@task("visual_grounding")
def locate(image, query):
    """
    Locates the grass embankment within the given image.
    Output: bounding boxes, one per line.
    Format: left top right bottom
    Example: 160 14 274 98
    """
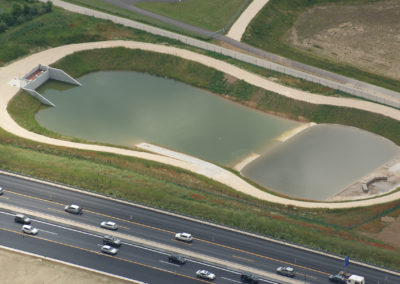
10 48 399 146
242 0 400 93
136 0 248 31
0 4 177 66
63 0 211 40
1 125 400 269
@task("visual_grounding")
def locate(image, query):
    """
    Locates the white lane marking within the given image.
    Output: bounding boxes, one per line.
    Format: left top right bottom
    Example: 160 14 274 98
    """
221 277 241 283
159 260 180 267
0 210 257 279
38 229 58 235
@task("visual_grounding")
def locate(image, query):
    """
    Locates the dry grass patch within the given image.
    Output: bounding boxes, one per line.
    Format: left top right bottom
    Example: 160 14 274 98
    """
286 0 400 80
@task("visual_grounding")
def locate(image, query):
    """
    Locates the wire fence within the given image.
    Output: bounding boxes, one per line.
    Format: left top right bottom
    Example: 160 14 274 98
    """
54 0 400 109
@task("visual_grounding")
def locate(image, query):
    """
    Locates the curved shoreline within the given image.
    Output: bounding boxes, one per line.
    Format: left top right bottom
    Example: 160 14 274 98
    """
1 40 400 209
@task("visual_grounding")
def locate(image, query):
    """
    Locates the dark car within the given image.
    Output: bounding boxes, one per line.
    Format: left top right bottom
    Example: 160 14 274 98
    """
64 204 82 214
276 266 295 278
103 235 121 247
15 213 31 224
328 274 347 284
168 254 186 265
240 273 259 283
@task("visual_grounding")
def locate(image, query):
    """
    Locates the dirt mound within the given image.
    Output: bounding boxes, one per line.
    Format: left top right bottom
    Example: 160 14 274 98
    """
286 1 400 80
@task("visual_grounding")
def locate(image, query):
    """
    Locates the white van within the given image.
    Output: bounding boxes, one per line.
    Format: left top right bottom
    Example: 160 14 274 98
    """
347 275 365 284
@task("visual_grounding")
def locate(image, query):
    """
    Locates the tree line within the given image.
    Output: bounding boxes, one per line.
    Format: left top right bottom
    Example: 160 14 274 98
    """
0 0 53 33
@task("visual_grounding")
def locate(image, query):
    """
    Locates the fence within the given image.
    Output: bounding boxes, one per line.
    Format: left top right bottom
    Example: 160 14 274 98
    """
53 0 400 109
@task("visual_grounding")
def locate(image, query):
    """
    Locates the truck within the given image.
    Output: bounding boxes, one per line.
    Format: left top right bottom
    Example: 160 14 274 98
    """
347 275 365 284
329 271 365 284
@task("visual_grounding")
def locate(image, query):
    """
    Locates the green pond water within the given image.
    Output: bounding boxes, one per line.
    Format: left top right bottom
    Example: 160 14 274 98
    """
242 124 400 200
36 71 300 166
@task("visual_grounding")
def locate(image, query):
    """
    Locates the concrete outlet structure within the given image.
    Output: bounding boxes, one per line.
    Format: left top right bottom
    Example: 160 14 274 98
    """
21 64 81 107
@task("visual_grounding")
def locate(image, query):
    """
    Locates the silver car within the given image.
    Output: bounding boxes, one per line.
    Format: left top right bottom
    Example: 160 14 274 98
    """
64 204 82 214
100 221 118 230
22 225 38 235
175 232 193 243
276 266 295 278
100 245 118 255
196 270 215 280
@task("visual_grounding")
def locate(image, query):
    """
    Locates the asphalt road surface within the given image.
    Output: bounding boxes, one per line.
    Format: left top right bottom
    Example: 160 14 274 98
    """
0 172 399 283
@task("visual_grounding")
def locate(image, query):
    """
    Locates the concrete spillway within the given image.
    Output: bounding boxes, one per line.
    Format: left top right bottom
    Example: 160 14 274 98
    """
21 64 81 107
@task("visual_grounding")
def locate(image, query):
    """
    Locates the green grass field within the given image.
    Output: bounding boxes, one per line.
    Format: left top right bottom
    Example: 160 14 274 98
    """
242 0 400 93
136 0 248 31
0 5 173 66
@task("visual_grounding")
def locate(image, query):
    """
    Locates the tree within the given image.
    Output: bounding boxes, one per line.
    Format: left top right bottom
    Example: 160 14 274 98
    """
0 20 7 33
12 3 23 19
44 1 53 13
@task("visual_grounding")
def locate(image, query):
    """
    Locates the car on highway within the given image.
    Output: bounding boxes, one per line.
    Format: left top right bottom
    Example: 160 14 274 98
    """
100 245 118 255
103 235 121 247
240 273 259 283
0 186 3 195
64 204 82 214
196 270 215 280
100 221 118 230
175 232 192 243
15 213 31 224
22 224 38 235
276 266 295 278
168 254 186 265
328 273 347 283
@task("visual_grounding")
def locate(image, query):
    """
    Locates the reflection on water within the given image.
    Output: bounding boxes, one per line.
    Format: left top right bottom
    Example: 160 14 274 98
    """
35 71 300 166
242 124 400 201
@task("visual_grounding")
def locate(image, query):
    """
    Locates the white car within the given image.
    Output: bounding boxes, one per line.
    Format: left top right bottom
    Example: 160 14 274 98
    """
196 270 216 280
175 232 193 243
0 186 3 195
100 221 118 230
22 225 38 235
100 245 118 255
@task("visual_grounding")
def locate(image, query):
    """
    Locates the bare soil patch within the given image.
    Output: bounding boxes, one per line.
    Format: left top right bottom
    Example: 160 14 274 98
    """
286 1 400 80
0 248 131 284
361 215 400 249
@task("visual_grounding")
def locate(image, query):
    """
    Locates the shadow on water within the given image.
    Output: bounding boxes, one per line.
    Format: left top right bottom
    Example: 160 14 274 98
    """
36 79 77 93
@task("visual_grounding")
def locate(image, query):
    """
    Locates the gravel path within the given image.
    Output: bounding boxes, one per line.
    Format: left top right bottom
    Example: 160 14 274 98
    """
1 40 400 209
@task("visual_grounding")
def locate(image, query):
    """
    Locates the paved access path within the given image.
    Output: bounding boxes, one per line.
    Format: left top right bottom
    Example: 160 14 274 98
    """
1 40 400 209
226 0 270 41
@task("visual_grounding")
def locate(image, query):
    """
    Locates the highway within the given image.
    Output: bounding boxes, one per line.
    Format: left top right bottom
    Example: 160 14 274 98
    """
0 172 399 283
